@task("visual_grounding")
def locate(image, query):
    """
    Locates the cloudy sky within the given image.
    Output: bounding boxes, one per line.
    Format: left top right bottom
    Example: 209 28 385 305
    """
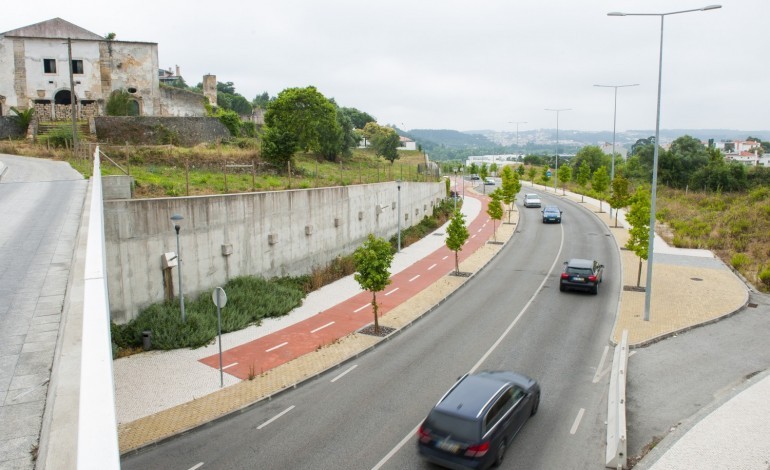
3 1 767 133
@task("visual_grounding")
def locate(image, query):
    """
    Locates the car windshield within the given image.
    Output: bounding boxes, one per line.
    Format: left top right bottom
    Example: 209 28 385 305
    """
527 194 538 199
426 411 480 441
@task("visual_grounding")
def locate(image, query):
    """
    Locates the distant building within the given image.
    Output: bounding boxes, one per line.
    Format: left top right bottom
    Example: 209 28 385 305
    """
398 136 417 151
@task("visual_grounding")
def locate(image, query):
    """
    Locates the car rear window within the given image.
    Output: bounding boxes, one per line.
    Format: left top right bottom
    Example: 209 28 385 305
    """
567 267 593 275
426 411 480 441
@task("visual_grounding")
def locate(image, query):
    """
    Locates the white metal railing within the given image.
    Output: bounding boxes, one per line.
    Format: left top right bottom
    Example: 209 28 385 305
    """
606 329 629 469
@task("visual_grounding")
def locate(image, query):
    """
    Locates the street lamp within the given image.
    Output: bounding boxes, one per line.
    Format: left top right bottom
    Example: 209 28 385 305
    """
508 121 528 154
609 4 721 321
545 108 571 193
396 180 401 253
453 168 458 212
593 83 639 219
170 214 186 322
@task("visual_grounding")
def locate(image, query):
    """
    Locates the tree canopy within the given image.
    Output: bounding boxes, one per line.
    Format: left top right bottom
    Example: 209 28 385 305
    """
353 234 394 334
363 122 400 163
446 210 470 274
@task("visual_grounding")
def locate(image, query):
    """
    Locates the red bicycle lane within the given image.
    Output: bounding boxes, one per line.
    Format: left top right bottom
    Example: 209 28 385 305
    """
199 189 496 380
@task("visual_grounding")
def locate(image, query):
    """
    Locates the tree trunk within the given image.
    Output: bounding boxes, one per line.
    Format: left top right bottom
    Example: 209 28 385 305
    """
455 251 460 274
637 257 643 288
372 291 379 334
614 209 619 228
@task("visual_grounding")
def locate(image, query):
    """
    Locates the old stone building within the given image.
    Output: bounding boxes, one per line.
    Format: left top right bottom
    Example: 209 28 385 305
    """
0 18 164 120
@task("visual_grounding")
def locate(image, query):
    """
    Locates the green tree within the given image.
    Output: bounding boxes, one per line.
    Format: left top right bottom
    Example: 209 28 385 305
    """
500 166 521 224
260 125 298 167
592 166 610 212
571 145 610 175
479 163 489 193
363 122 400 163
353 234 394 334
516 164 525 178
252 92 272 110
558 165 572 195
469 162 479 177
487 189 504 242
659 135 709 188
445 210 470 274
264 86 342 160
106 89 138 116
576 160 591 202
541 165 551 186
625 187 651 287
339 107 376 129
609 176 631 227
527 166 537 186
489 162 498 176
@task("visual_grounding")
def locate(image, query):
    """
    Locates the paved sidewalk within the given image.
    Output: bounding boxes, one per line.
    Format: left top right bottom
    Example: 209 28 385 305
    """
115 182 759 468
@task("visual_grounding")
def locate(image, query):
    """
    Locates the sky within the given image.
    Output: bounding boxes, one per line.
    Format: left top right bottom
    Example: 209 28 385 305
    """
3 0 767 133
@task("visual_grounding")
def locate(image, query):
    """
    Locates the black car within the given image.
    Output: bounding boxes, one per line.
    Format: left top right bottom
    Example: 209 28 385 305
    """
560 258 604 294
417 371 540 469
541 206 562 223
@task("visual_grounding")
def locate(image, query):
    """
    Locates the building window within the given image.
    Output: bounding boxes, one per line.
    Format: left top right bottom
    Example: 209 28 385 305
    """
44 59 57 74
71 60 84 74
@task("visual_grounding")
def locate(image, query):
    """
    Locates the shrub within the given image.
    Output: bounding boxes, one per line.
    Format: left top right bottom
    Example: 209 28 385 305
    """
731 253 750 270
758 265 770 288
46 125 82 148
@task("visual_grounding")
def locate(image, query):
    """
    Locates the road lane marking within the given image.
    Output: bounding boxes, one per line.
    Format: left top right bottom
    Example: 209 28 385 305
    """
377 225 567 468
409 275 420 282
442 255 449 260
592 346 610 383
471 234 477 239
222 362 238 370
384 287 399 296
311 321 335 334
570 408 585 435
477 228 483 233
354 303 369 313
427 263 437 270
265 342 288 353
330 364 358 383
257 405 295 430
188 463 204 470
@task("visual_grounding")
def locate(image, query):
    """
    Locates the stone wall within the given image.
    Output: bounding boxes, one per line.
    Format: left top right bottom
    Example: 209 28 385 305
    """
104 181 445 323
0 116 24 139
158 86 207 117
94 116 230 146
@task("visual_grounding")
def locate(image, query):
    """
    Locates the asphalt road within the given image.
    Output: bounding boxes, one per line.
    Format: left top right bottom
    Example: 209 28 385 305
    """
0 154 86 469
122 188 621 470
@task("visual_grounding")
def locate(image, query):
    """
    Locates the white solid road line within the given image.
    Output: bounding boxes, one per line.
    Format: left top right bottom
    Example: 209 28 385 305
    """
570 408 586 435
592 346 610 383
187 463 204 470
265 342 288 353
257 405 295 430
330 364 358 383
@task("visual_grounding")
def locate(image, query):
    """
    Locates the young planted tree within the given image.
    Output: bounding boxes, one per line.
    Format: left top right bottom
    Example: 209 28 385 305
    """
516 164 525 178
479 163 489 193
469 162 479 178
489 162 498 176
446 210 470 275
541 165 551 187
527 166 537 186
353 234 394 334
592 166 610 212
558 165 572 196
576 161 591 203
609 176 632 227
500 165 521 224
625 187 651 288
487 189 504 242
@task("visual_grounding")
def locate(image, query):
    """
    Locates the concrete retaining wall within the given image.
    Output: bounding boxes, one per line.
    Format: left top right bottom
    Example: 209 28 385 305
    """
94 116 230 146
0 116 24 139
105 182 445 323
158 86 207 117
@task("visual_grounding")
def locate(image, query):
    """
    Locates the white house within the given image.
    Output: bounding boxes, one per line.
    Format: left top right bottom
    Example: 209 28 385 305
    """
0 18 164 120
398 135 417 151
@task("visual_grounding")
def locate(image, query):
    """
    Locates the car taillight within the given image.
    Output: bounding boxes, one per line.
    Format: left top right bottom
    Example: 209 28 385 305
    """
588 275 597 282
465 441 489 457
561 273 569 279
417 425 431 443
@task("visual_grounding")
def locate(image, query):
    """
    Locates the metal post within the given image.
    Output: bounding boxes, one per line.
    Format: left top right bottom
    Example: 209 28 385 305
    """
397 181 401 252
171 215 185 322
216 288 223 388
546 109 570 193
66 38 79 153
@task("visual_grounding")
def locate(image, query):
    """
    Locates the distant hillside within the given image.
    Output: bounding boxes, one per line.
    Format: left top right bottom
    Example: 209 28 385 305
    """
405 129 495 148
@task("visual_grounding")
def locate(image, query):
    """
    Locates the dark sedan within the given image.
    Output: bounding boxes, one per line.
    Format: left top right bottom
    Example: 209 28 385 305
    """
541 206 562 223
560 258 604 294
418 371 540 469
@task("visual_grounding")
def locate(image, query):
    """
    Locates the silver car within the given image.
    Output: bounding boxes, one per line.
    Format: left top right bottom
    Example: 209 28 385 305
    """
523 193 541 208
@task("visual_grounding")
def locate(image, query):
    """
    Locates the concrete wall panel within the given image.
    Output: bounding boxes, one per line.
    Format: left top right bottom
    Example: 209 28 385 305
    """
105 182 445 323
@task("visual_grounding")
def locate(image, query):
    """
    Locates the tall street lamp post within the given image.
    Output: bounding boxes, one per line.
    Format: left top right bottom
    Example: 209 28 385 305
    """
593 83 639 219
545 109 571 193
396 180 401 252
609 4 722 321
171 214 186 322
508 121 528 154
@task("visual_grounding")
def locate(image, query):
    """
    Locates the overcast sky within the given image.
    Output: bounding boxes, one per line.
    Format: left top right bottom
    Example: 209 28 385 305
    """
3 1 767 133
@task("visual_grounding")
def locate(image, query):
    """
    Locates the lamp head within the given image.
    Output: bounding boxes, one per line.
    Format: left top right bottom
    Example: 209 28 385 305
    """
170 214 184 232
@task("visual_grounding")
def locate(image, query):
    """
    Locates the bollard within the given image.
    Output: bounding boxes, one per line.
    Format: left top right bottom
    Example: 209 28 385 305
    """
142 330 152 351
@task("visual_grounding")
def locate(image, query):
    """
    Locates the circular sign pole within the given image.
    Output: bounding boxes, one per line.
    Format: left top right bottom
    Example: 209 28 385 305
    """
212 287 228 387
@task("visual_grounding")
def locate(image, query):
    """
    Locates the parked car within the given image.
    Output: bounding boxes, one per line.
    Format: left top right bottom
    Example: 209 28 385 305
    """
470 174 481 180
523 193 541 208
560 258 604 294
541 205 562 223
417 371 540 469
484 177 495 185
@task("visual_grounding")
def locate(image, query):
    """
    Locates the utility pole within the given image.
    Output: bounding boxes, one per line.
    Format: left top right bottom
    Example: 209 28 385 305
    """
67 38 79 153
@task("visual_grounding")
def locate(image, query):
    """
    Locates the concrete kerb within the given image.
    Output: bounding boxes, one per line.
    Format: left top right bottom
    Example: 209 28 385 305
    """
119 191 516 455
0 160 7 181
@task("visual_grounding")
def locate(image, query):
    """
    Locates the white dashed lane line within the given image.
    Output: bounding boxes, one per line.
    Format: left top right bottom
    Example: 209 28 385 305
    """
265 342 288 353
384 287 399 296
442 255 449 260
354 303 369 313
257 405 295 430
222 362 238 370
570 408 585 435
310 321 335 334
427 263 437 270
409 275 420 282
330 364 357 383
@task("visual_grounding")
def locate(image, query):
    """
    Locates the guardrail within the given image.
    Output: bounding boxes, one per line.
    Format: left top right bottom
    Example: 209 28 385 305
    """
606 329 629 469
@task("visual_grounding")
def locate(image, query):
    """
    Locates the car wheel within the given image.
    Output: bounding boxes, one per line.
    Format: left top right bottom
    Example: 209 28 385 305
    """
494 439 507 467
559 284 566 292
531 392 540 416
592 285 599 295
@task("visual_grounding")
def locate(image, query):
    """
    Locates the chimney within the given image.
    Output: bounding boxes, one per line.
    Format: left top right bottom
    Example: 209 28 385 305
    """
175 65 180 77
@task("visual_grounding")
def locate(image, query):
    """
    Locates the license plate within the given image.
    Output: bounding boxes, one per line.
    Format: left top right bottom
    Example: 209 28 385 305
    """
573 276 584 281
437 440 460 453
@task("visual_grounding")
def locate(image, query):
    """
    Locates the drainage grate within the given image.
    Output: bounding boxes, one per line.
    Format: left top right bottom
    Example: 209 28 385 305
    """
690 277 703 282
433 232 444 236
748 303 758 308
